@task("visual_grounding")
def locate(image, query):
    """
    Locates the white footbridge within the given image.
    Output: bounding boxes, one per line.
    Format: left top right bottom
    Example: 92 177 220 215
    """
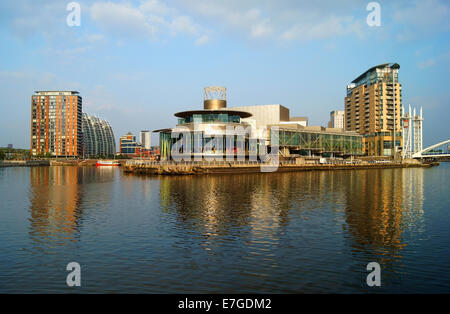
412 139 450 159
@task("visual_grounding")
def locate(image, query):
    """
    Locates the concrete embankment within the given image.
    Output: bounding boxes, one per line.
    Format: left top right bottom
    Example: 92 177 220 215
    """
51 159 127 166
0 160 50 167
123 161 433 176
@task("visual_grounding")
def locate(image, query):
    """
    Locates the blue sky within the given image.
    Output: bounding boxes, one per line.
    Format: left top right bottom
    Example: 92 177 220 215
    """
0 0 449 149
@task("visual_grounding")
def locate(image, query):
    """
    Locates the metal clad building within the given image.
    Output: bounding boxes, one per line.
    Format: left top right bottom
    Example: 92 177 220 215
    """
231 104 290 129
82 113 116 158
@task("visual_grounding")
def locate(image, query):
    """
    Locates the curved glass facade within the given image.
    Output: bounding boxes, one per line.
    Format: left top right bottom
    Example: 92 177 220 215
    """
82 113 116 157
178 113 241 125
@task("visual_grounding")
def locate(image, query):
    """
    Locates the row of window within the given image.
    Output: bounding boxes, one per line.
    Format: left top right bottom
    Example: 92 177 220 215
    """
178 113 241 125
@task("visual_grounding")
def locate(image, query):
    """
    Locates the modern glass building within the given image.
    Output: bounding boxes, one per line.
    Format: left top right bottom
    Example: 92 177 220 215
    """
31 91 83 157
155 87 254 161
120 132 139 155
154 87 363 161
82 113 116 158
273 127 363 156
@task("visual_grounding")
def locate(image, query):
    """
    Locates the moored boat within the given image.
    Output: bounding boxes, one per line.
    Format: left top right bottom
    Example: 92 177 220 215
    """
96 160 120 167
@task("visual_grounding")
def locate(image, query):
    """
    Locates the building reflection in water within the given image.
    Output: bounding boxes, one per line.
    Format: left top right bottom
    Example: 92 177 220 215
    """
159 172 353 256
343 167 425 264
29 166 81 247
28 166 115 250
344 169 404 250
160 174 290 257
159 168 424 264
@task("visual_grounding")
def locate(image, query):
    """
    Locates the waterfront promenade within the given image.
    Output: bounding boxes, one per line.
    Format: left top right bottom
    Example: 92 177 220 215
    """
123 159 433 175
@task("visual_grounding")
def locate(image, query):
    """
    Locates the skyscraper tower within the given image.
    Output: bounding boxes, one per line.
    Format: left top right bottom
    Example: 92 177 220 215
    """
345 63 402 156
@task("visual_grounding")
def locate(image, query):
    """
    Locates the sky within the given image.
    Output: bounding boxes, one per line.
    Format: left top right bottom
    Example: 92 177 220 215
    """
0 0 449 149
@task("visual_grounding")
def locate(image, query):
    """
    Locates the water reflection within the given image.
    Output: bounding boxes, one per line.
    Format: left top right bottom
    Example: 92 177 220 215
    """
28 166 116 250
3 163 437 293
344 168 424 252
344 169 405 250
159 169 424 264
29 167 81 248
159 174 297 233
401 167 425 232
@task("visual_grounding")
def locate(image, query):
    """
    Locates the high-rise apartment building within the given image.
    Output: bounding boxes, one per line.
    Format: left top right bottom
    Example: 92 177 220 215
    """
82 113 116 158
31 91 82 157
345 63 402 156
327 110 345 129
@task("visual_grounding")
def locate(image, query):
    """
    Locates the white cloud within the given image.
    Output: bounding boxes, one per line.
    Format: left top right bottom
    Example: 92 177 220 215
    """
175 0 364 41
139 0 171 15
170 16 199 35
394 0 449 27
90 2 159 39
250 20 273 38
176 2 275 40
1 0 448 46
394 0 450 41
88 0 209 44
281 16 359 41
0 0 70 39
195 35 209 45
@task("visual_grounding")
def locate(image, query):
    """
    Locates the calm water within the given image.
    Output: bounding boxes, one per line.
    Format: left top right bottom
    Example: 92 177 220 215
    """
0 164 449 293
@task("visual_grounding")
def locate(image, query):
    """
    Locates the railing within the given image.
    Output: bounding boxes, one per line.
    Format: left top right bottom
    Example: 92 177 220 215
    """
126 160 263 166
422 151 449 156
125 158 364 167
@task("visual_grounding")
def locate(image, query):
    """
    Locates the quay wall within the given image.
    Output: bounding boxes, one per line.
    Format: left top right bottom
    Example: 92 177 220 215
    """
123 161 432 176
0 160 50 167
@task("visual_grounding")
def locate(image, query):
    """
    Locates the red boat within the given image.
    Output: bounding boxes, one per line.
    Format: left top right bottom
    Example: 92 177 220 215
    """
96 160 120 167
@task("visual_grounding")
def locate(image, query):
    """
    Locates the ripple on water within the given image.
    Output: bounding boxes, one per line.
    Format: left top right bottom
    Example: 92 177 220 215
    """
0 165 449 293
